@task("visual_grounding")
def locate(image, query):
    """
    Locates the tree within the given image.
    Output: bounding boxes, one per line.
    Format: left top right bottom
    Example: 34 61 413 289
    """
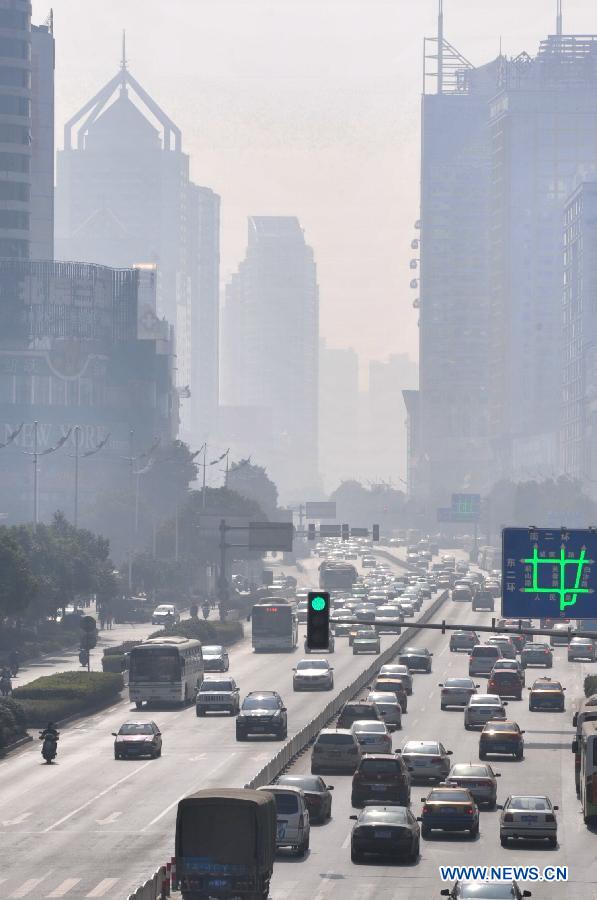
0 530 38 619
226 460 278 516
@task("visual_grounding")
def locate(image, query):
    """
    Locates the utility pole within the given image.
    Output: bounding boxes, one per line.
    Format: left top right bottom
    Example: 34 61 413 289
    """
202 443 207 508
298 504 305 530
128 428 134 591
73 426 80 528
175 499 179 562
33 420 38 529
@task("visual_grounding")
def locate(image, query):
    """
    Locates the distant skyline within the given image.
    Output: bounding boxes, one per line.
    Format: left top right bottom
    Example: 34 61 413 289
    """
43 0 596 368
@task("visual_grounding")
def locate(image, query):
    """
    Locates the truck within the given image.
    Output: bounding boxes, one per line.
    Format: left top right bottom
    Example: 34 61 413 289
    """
174 788 277 900
318 561 358 591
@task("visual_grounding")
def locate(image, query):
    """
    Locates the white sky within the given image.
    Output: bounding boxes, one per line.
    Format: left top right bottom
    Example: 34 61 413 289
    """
40 1 597 370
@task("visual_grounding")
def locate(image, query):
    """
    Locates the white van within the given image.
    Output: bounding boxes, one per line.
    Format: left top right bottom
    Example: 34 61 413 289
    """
469 644 502 676
258 785 310 857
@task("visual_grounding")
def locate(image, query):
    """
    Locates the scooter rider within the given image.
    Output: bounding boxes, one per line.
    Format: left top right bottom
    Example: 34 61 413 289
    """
40 722 59 741
39 722 60 762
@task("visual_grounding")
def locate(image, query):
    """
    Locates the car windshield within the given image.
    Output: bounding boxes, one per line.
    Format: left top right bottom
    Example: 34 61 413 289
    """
533 682 561 691
509 797 549 810
316 733 354 745
272 792 299 814
355 630 375 637
297 660 328 669
360 809 409 824
368 693 397 704
278 776 322 791
353 721 386 733
484 722 516 732
459 886 517 898
360 759 398 774
403 742 439 754
471 696 499 705
200 680 232 691
119 723 153 735
451 765 490 777
429 790 470 802
202 646 222 655
445 678 474 687
527 643 549 650
242 696 278 710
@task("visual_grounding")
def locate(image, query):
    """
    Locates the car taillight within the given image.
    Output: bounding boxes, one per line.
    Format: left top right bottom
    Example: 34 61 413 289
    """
465 807 473 815
422 805 430 814
504 813 513 822
545 814 555 822
298 814 304 829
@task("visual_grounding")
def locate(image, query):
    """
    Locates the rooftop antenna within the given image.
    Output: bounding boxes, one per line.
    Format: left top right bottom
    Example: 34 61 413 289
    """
120 30 127 93
556 0 562 36
437 0 444 94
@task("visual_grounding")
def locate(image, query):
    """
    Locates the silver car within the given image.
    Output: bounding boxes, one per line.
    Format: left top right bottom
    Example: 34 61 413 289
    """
293 658 334 691
351 720 393 754
399 739 453 781
379 664 413 695
353 629 380 655
440 677 479 709
366 691 402 730
444 762 501 808
311 728 361 773
195 676 240 716
464 694 508 729
521 642 553 668
202 645 229 672
499 795 558 847
568 636 596 661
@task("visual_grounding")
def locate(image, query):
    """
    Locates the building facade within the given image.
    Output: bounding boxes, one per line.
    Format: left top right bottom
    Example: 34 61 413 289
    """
221 216 319 499
30 20 54 260
319 340 359 492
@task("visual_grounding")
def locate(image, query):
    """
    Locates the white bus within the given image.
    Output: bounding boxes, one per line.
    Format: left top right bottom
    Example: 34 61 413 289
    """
128 636 203 709
252 603 298 652
573 720 597 824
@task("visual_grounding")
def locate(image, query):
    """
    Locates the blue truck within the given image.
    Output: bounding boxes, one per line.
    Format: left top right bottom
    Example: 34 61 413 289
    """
175 788 277 900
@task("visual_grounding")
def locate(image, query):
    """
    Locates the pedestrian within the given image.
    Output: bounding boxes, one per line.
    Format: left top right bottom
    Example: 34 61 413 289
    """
106 609 113 630
99 609 106 630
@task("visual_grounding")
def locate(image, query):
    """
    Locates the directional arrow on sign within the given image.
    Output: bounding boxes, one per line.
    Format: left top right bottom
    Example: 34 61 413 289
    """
2 812 32 826
95 811 122 825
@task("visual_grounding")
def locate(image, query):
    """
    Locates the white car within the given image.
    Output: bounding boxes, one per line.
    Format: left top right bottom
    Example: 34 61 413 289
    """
350 720 392 754
292 659 334 691
439 677 479 709
464 694 508 730
151 604 180 626
399 739 453 781
366 691 402 730
499 795 558 847
257 785 310 857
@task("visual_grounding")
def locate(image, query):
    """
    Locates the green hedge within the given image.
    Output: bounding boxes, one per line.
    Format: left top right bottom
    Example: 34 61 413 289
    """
584 675 597 697
0 698 27 750
149 619 243 646
102 654 126 673
12 671 124 727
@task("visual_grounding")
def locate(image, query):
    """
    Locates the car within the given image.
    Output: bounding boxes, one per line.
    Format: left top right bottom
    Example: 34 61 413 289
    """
353 629 381 655
311 728 361 773
487 669 523 700
333 613 354 637
491 658 525 687
472 590 495 611
397 600 415 618
550 622 571 646
451 586 473 602
374 606 403 633
444 762 501 808
366 691 402 730
528 677 565 711
398 646 433 673
371 676 408 712
293 658 334 691
464 694 508 730
201 644 229 672
196 675 240 716
337 701 383 730
568 636 596 661
399 740 452 781
112 720 162 759
362 555 377 567
441 882 532 899
496 620 532 652
276 774 333 823
468 644 502 677
379 663 413 694
350 753 411 806
304 631 335 653
350 803 419 862
257 785 310 857
479 721 525 759
450 631 479 652
487 636 516 660
499 794 558 847
151 604 179 626
439 677 479 709
351 720 393 754
349 621 374 645
521 641 553 668
235 691 287 740
418 786 479 837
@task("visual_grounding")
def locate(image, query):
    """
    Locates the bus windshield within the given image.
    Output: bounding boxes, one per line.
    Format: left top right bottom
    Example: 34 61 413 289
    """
130 647 180 682
252 606 292 635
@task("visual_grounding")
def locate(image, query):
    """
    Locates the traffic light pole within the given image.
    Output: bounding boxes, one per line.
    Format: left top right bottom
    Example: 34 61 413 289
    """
328 616 596 641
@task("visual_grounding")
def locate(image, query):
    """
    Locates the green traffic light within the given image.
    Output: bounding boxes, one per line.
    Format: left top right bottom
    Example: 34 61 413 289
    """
311 595 326 611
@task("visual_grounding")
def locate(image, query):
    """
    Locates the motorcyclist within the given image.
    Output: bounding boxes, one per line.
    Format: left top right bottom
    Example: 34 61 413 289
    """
39 722 59 762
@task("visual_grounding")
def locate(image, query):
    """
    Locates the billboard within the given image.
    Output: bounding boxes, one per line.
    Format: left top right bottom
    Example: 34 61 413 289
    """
248 522 294 552
306 501 336 520
502 527 597 619
319 524 342 538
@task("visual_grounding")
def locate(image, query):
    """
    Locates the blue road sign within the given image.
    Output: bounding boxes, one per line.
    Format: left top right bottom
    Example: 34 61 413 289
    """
502 527 597 619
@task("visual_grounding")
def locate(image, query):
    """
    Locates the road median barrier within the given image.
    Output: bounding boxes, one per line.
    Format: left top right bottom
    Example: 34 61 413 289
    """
11 671 124 728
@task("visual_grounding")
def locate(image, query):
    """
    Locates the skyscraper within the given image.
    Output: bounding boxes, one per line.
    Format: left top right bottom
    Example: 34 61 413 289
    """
221 216 319 498
30 19 54 259
319 340 359 492
55 48 220 440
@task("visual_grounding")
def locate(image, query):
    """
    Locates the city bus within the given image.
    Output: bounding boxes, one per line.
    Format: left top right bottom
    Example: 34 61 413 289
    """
572 695 597 792
577 619 597 635
573 720 597 823
319 561 358 591
251 602 298 652
128 636 203 709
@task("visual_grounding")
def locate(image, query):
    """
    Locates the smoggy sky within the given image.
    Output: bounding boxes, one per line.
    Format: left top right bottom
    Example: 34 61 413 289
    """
41 1 596 372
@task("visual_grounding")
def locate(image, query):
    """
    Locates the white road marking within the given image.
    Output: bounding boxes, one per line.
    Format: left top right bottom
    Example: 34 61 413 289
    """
341 829 352 848
188 754 207 762
10 876 49 898
84 879 119 897
46 879 81 897
95 811 122 825
2 813 32 826
142 753 237 830
313 871 340 900
43 762 152 832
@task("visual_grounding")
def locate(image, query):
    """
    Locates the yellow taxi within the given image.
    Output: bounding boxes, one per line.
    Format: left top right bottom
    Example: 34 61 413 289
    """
528 677 565 712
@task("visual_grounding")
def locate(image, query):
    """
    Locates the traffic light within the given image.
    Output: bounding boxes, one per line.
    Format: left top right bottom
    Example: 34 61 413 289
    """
307 523 316 541
372 524 380 542
342 523 350 542
80 615 97 651
307 591 331 650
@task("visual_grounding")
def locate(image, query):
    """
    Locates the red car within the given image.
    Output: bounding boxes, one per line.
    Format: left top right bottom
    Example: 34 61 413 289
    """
113 721 162 759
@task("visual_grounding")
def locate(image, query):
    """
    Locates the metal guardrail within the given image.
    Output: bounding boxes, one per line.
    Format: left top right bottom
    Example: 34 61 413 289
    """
126 864 168 900
245 588 450 789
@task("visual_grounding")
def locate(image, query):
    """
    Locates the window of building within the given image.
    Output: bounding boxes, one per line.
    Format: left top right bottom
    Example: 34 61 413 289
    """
0 66 29 87
0 123 29 145
0 152 29 173
0 10 29 29
0 37 30 60
0 94 29 116
0 180 29 201
0 236 27 256
0 208 28 229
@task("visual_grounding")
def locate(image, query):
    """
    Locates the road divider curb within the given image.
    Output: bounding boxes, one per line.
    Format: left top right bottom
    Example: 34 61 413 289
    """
126 864 168 900
244 589 450 789
0 733 33 758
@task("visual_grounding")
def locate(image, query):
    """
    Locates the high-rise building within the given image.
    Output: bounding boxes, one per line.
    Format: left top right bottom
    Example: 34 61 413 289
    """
415 8 498 505
488 34 597 480
221 216 319 498
0 0 32 259
561 182 597 490
55 49 220 441
319 340 359 492
30 19 54 259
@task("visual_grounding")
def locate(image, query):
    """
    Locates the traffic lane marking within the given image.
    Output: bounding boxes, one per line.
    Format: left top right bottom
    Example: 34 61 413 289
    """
84 879 119 897
46 878 81 897
10 875 50 897
95 811 122 825
42 762 152 832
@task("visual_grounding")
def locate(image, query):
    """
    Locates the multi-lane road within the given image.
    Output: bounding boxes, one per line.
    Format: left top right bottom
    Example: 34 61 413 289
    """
0 552 594 899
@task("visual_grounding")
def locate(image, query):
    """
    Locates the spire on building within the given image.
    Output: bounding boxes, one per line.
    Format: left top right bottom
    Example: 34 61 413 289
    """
557 0 563 37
